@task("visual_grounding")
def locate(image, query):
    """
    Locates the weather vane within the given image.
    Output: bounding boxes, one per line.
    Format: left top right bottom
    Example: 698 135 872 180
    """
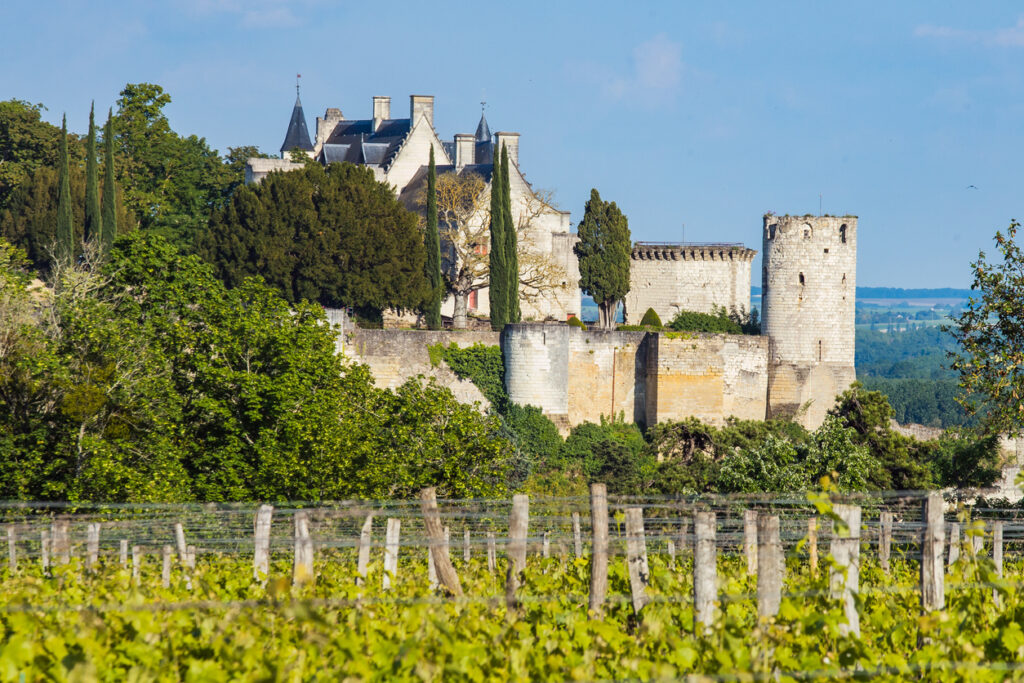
296 73 302 98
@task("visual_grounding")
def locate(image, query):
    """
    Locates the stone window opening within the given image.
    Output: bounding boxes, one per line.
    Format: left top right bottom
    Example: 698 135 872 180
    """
803 224 812 239
818 340 822 362
768 224 777 240
824 248 829 254
840 224 847 244
799 272 805 286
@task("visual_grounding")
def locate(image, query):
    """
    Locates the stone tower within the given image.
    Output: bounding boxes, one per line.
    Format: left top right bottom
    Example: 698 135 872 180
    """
761 214 857 428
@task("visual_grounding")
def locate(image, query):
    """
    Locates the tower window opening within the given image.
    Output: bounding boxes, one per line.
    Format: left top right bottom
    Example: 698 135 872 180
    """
799 272 805 286
840 224 847 243
804 229 810 239
824 248 829 254
818 340 822 361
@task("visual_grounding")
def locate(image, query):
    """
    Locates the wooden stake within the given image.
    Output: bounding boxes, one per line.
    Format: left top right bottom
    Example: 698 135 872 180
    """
879 511 893 574
119 539 128 568
186 545 196 570
505 494 529 610
679 517 689 560
464 528 471 563
253 504 273 583
542 531 550 559
624 507 650 615
993 520 1004 607
174 523 187 564
292 511 314 586
947 522 960 567
921 492 945 613
40 530 50 573
970 521 984 557
161 545 172 588
744 509 758 576
588 483 609 616
356 514 373 585
86 523 100 570
829 505 861 637
383 518 400 590
7 525 16 573
51 519 70 565
420 488 463 596
667 538 676 570
572 512 583 558
694 511 717 631
757 514 783 619
131 545 141 582
486 531 496 573
808 517 818 577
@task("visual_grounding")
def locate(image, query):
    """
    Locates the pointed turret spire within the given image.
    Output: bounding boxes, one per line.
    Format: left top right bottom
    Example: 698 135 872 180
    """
475 100 491 143
280 74 314 158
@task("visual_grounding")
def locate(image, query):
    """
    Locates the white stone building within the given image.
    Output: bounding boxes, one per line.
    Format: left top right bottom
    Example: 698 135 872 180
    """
245 92 581 323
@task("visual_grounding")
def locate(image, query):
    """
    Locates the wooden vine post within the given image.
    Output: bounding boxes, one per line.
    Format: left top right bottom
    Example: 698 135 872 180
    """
993 520 1004 607
7 526 16 573
693 511 717 631
131 545 141 582
879 511 893 575
756 513 782 619
51 519 70 565
356 514 373 585
807 517 818 577
40 530 50 573
119 539 128 568
382 518 401 590
420 488 463 596
161 545 172 588
464 528 471 563
86 523 100 570
572 512 583 558
588 483 609 616
921 492 945 613
829 505 861 637
743 509 758 576
624 507 650 615
947 522 960 567
253 504 273 583
505 494 529 610
292 511 314 586
174 523 188 564
486 531 497 573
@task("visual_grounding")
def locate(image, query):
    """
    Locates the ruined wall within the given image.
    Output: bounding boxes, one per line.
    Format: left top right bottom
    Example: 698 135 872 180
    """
340 329 499 407
624 244 756 324
762 215 857 428
646 333 768 426
503 323 769 432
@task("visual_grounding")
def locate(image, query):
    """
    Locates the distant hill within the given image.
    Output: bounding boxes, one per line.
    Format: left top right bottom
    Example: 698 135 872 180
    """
751 286 972 299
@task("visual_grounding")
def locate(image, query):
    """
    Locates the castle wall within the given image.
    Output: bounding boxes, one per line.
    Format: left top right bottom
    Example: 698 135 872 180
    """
624 245 756 324
646 333 768 425
762 215 857 428
567 329 648 426
341 328 499 407
503 324 570 427
245 158 305 184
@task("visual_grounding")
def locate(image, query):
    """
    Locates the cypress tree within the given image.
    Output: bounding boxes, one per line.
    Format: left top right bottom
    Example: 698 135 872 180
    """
574 189 631 329
84 102 101 244
424 146 443 329
56 114 74 264
101 109 117 250
488 148 507 330
501 144 520 322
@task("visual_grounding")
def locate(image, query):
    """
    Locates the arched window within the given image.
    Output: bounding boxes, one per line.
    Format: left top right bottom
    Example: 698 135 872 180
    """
803 223 812 239
840 224 847 244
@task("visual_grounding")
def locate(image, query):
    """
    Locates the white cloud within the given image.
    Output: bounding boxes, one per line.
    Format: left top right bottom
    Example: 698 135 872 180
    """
175 0 310 29
566 34 685 105
915 16 1024 47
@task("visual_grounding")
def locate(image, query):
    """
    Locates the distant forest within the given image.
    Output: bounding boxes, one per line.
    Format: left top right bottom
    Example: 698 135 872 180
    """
751 286 972 299
856 326 970 429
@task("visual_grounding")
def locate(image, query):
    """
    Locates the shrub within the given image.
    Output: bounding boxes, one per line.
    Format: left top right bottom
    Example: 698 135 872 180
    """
668 306 743 334
567 316 587 330
639 308 662 327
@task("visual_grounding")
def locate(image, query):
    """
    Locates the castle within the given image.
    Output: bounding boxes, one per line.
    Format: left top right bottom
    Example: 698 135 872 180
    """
246 91 581 323
335 214 857 432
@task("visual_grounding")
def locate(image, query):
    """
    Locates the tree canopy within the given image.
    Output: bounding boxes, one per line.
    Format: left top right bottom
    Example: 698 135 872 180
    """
200 161 429 317
574 189 631 329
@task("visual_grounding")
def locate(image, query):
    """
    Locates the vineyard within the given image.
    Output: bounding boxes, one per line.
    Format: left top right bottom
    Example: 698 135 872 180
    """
1 487 1023 681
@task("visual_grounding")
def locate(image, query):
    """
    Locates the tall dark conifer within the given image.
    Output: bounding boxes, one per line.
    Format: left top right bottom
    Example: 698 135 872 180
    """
501 144 520 322
488 148 508 330
424 146 443 329
101 109 117 250
84 103 101 244
56 114 74 264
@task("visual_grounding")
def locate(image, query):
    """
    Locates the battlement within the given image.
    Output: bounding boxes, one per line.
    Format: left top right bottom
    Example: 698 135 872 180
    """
763 214 857 244
632 242 757 262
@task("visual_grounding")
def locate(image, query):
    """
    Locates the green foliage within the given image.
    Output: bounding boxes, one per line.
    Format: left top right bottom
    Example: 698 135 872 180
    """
100 109 117 251
501 144 520 323
0 234 509 501
0 99 76 211
567 316 587 330
574 189 631 328
562 418 649 493
55 115 73 264
639 307 662 327
428 343 507 409
84 104 101 244
947 221 1024 435
200 162 429 316
488 151 508 330
424 146 442 330
668 306 742 334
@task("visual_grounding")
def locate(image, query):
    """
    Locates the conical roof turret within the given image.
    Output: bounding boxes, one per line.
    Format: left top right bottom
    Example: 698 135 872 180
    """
280 88 313 157
475 110 491 143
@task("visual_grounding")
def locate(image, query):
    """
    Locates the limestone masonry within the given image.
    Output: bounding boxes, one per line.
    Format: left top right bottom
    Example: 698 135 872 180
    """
335 213 857 433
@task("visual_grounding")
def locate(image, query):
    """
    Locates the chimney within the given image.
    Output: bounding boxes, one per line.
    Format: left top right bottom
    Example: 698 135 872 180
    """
454 134 475 170
372 96 390 132
493 132 520 167
410 95 434 128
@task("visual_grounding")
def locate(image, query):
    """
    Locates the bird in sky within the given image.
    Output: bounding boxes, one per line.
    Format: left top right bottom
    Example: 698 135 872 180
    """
967 185 978 189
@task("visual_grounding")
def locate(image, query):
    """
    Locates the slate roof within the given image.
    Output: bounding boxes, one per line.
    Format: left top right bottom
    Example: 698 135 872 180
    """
316 118 413 168
280 95 314 154
475 112 491 143
397 163 495 213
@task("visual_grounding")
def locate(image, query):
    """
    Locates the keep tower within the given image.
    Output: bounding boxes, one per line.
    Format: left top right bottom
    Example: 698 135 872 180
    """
761 214 857 427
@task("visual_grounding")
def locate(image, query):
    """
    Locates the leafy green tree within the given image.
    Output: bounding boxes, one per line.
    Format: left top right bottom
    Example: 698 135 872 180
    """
574 189 631 329
501 144 520 323
488 149 508 329
55 115 73 264
200 162 429 317
101 109 117 251
947 221 1024 435
84 103 101 244
424 146 442 329
0 100 76 211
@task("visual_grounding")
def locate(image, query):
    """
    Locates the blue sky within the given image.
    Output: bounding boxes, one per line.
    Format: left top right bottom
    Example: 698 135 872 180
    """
3 1 1023 287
